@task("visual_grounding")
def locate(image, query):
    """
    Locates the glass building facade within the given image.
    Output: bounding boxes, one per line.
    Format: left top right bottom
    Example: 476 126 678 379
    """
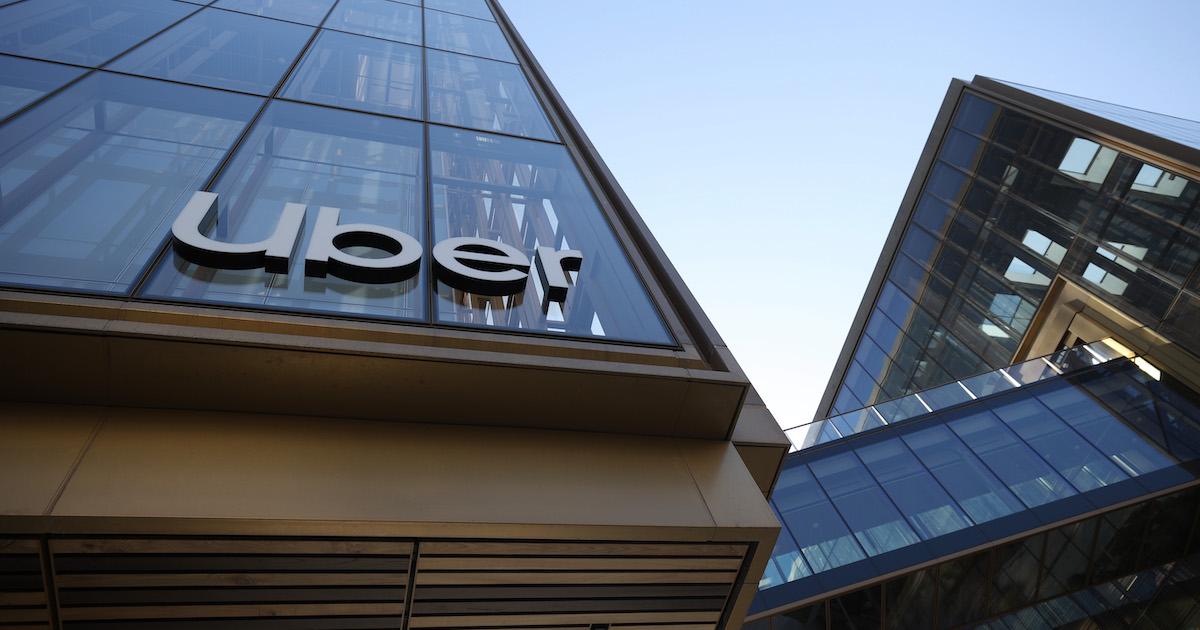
821 88 1200 418
754 78 1200 628
0 0 672 344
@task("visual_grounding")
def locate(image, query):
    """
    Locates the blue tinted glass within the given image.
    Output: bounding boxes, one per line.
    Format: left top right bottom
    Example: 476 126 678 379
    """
1037 383 1176 477
865 309 903 353
108 8 312 95
428 125 672 344
810 453 922 555
991 397 1128 492
213 0 336 26
283 30 421 119
843 361 882 406
919 381 974 410
424 9 516 63
325 0 420 45
774 464 867 572
1080 367 1200 460
856 439 973 539
762 506 812 588
948 410 1077 508
954 93 999 136
0 55 85 119
961 370 1016 397
425 0 493 21
0 0 196 66
873 395 929 424
830 408 883 437
877 281 917 327
832 386 864 416
427 49 554 140
0 71 259 293
143 101 425 320
902 425 1025 524
853 336 890 377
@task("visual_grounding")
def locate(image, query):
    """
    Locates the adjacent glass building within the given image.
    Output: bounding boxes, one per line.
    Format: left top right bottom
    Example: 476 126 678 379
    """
750 79 1200 627
0 1 791 628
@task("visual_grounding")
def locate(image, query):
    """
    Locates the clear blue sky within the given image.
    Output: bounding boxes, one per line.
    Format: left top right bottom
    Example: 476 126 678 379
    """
501 0 1200 429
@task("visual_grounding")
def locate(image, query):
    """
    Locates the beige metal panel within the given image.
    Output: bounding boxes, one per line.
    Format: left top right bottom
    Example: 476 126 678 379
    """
0 403 99 515
674 440 779 530
735 444 788 497
731 403 788 448
723 583 762 628
52 408 718 528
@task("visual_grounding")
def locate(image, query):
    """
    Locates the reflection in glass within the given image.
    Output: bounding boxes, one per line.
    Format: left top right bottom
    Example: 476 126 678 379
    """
108 8 313 95
810 452 922 556
948 410 1077 508
0 71 259 292
283 30 421 119
0 0 196 66
325 0 421 45
902 425 1024 524
425 0 494 21
213 0 336 26
856 439 972 540
427 49 554 140
773 464 867 572
143 101 425 320
424 9 516 63
428 125 672 344
0 55 85 120
992 397 1128 493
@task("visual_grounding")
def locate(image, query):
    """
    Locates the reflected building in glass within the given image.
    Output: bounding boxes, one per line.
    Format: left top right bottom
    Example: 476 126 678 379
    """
0 1 790 627
752 78 1200 628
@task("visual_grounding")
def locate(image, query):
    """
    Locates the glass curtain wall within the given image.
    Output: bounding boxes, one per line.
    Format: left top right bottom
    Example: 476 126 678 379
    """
0 0 672 344
758 356 1200 603
748 483 1200 629
829 92 1200 416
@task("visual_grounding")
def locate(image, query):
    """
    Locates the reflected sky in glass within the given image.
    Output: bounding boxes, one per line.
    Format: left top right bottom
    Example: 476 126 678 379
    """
283 30 421 119
108 8 313 95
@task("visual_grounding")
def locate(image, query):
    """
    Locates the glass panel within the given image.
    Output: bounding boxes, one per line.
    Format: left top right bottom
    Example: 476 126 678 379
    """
0 55 85 119
829 408 883 438
0 72 259 292
425 0 494 21
991 397 1129 493
948 410 1077 508
143 101 425 320
0 0 196 66
961 369 1016 398
282 30 421 119
937 552 992 628
774 602 828 630
428 125 672 344
828 585 883 630
212 0 336 26
325 0 421 45
773 464 867 573
761 505 812 588
424 9 516 63
885 568 936 630
902 424 1025 524
920 380 974 410
108 8 312 95
426 49 554 140
1037 381 1176 478
810 452 922 555
856 438 972 540
873 394 929 424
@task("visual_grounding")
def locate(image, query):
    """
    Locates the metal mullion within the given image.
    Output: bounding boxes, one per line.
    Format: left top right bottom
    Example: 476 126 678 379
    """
128 0 340 296
0 0 207 129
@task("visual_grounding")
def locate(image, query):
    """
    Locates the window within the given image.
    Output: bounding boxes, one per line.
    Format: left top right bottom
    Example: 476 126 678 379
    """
142 101 426 320
283 30 422 119
424 9 516 63
428 125 672 344
0 0 196 66
426 49 554 140
325 0 421 45
0 55 85 120
0 71 260 293
108 8 313 95
425 0 494 22
212 0 337 26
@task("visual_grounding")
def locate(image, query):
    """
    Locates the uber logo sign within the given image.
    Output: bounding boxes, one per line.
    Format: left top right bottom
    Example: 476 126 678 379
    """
171 191 583 300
